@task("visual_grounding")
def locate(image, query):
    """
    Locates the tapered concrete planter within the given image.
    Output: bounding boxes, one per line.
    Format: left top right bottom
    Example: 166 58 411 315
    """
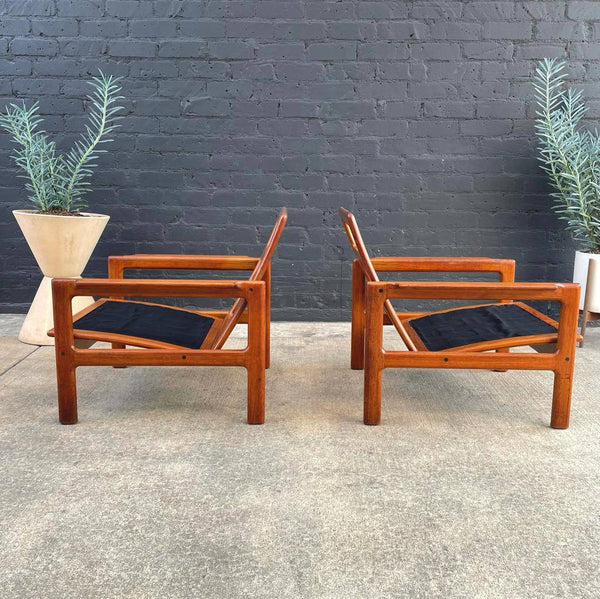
13 210 110 346
573 250 600 312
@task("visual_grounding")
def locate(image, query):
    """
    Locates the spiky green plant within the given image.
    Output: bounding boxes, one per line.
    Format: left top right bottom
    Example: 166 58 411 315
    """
0 71 123 214
533 58 600 252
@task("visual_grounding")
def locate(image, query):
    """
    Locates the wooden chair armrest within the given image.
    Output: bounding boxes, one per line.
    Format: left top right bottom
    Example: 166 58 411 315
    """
52 278 261 300
377 281 579 302
108 254 260 276
369 257 515 278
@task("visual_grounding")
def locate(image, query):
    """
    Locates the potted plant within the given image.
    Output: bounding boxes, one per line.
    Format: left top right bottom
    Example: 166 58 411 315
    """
0 71 123 345
533 58 600 312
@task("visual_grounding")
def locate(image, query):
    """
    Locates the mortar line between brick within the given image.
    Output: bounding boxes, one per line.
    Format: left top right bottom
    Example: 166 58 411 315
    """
0 346 41 378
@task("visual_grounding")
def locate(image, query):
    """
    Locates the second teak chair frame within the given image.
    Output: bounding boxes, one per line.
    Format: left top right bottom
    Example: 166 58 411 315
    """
340 207 581 430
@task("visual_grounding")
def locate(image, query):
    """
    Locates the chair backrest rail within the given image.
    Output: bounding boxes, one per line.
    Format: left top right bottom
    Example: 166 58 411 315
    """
211 207 288 349
339 207 418 351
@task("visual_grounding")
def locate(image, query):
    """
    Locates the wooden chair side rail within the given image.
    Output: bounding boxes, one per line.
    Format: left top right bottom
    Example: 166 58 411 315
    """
52 277 267 425
108 254 260 273
370 256 516 275
351 256 516 370
362 280 580 428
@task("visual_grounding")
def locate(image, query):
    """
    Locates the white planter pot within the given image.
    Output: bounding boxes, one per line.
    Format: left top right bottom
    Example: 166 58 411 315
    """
13 210 110 346
573 250 600 312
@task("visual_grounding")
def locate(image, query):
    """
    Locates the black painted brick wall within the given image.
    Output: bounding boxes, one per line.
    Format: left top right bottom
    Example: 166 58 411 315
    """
1 1 598 319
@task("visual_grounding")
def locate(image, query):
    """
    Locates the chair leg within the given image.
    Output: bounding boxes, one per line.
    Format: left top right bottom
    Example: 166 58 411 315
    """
246 282 267 425
550 284 579 429
265 263 271 369
246 361 265 424
351 260 366 370
364 283 384 425
56 352 78 424
51 280 79 424
112 343 127 368
364 363 382 425
550 370 574 429
265 328 271 369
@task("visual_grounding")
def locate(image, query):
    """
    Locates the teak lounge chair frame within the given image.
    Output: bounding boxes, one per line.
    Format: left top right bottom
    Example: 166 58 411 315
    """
339 207 581 429
50 208 287 425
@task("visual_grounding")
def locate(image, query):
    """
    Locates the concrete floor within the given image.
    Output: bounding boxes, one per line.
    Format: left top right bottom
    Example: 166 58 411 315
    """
0 314 599 599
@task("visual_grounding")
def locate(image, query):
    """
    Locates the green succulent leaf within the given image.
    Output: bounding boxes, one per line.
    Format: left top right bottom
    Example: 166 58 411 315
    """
0 70 123 213
534 58 600 251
